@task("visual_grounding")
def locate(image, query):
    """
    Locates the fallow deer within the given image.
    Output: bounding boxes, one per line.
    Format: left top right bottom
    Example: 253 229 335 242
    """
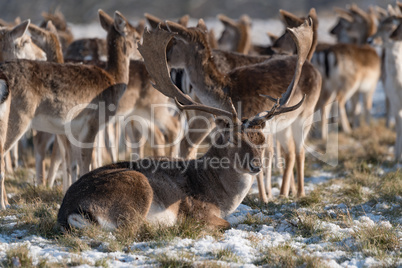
0 19 46 62
271 8 380 139
0 20 47 172
63 21 182 163
158 18 321 201
369 10 402 161
0 10 140 209
0 19 48 203
56 22 309 231
28 21 69 187
321 5 381 132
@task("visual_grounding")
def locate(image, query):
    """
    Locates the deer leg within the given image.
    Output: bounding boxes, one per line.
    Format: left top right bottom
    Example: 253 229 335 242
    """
363 90 375 125
128 121 146 159
338 96 352 134
395 112 402 161
385 96 393 128
9 143 18 169
208 215 231 230
4 152 13 174
56 135 70 193
264 134 274 199
179 111 214 159
274 138 283 174
350 92 361 128
277 128 296 197
47 137 63 188
33 131 54 186
105 121 118 162
256 148 268 203
164 115 182 157
150 123 166 157
0 142 7 209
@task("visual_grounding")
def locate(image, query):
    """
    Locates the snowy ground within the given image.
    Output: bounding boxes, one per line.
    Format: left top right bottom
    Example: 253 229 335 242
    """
0 16 401 268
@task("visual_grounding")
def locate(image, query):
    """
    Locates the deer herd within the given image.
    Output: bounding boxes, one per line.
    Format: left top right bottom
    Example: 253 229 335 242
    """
0 3 400 231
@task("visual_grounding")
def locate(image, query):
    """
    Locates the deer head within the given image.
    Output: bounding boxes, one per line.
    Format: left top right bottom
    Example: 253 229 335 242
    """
0 20 46 62
98 10 142 61
330 5 376 44
368 12 402 46
29 21 63 63
40 8 74 51
217 14 252 54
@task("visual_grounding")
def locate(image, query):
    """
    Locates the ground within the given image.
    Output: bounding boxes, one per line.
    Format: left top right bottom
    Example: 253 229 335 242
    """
0 17 401 268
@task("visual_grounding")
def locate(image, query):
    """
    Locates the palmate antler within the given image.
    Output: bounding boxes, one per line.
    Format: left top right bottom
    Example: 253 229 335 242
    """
138 25 242 124
247 18 313 126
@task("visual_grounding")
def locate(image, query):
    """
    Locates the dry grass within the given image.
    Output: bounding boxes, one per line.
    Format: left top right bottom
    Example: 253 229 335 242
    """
254 243 328 267
352 224 400 258
2 244 33 268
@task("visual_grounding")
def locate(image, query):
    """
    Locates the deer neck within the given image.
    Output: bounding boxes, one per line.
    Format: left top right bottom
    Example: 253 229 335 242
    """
44 38 64 63
197 147 254 217
184 49 234 112
105 33 130 84
385 40 402 67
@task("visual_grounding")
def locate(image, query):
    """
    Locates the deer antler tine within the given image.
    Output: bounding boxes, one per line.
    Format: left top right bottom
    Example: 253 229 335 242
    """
279 18 313 106
273 94 306 116
175 97 240 121
246 19 312 127
259 93 279 104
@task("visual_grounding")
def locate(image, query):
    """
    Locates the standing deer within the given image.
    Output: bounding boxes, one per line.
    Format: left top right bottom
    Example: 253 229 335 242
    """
0 20 47 173
28 21 69 187
63 21 182 164
369 11 402 161
0 10 140 209
273 8 380 138
317 5 381 133
57 23 307 231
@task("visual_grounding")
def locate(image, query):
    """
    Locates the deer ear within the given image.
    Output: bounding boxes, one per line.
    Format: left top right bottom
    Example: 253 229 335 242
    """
166 20 190 39
46 21 58 35
267 32 278 43
390 23 402 40
279 9 303 28
135 19 146 36
217 14 237 29
99 9 113 31
178 14 190 27
197 19 208 32
10 19 30 40
114 11 128 36
144 13 163 29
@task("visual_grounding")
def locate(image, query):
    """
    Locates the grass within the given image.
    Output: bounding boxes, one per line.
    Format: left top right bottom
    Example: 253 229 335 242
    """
154 253 193 268
2 244 33 268
213 248 240 263
240 213 273 227
293 211 322 238
0 120 401 266
254 244 328 267
352 224 401 258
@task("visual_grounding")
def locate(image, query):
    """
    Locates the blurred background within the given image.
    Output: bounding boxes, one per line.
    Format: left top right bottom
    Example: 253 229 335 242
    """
0 0 396 23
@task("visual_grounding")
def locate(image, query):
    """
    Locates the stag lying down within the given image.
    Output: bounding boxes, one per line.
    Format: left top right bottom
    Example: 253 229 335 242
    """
57 21 311 231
